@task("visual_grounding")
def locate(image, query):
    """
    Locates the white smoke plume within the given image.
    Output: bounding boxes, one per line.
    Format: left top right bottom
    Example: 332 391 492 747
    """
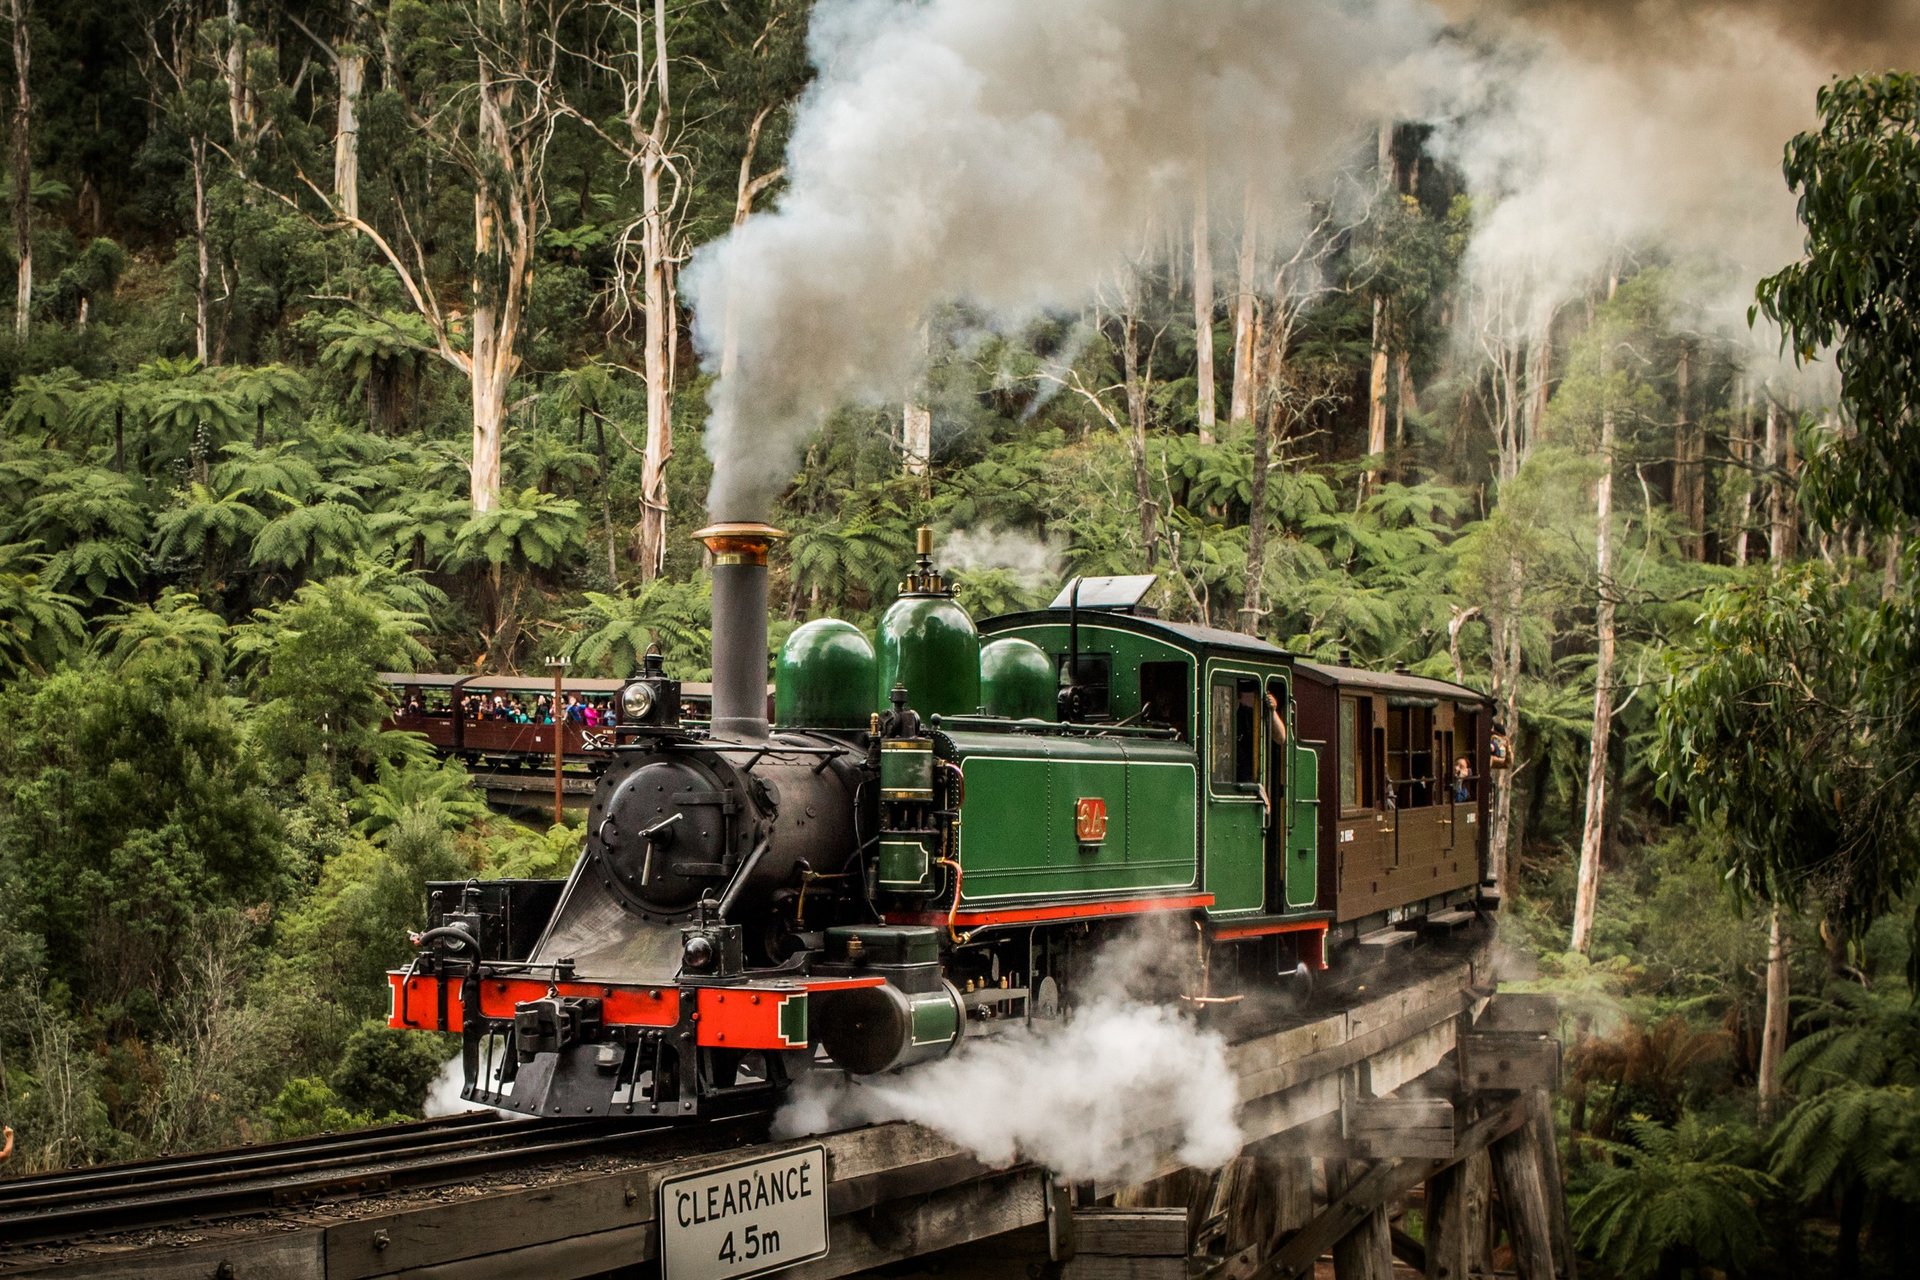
423 1048 524 1120
686 0 1918 513
941 525 1062 583
773 923 1244 1184
1432 3 1902 354
685 0 1451 518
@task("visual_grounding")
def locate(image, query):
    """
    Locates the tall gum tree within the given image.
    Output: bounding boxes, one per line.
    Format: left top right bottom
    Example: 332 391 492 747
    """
554 0 683 578
9 0 29 340
251 0 565 514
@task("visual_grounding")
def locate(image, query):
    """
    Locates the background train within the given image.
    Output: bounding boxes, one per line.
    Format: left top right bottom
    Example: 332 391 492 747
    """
389 524 1494 1119
379 672 717 767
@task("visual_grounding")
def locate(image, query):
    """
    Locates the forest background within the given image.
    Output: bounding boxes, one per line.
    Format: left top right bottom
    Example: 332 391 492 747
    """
0 2 1916 1277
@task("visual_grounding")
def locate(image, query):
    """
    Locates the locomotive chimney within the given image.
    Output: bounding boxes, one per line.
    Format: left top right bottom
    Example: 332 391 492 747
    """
692 521 786 737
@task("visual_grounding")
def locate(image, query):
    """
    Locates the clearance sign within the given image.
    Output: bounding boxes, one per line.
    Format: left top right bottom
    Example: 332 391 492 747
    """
658 1144 830 1280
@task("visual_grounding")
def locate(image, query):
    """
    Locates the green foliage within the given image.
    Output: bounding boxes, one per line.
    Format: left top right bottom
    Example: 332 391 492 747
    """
451 487 586 571
1756 73 1920 530
1654 562 1920 953
565 579 713 677
354 756 490 844
95 589 229 680
0 659 283 1015
0 542 85 677
330 1021 450 1119
1572 1115 1780 1278
234 574 431 781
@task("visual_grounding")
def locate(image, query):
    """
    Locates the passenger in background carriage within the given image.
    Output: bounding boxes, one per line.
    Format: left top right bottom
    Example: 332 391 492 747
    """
1454 755 1474 802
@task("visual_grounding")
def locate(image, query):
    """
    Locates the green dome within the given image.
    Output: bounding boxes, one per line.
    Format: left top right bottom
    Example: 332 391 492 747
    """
980 638 1054 720
876 594 980 720
775 619 875 730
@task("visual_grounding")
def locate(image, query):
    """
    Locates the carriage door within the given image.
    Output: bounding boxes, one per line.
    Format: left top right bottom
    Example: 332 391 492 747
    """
1437 708 1457 853
1204 668 1266 914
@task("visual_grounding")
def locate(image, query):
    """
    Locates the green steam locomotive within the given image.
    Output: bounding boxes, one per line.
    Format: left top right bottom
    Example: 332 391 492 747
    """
389 525 1493 1118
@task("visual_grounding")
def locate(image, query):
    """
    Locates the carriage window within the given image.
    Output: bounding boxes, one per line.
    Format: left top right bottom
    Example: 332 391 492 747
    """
1340 696 1376 812
1339 699 1360 809
1209 676 1261 794
1386 702 1435 809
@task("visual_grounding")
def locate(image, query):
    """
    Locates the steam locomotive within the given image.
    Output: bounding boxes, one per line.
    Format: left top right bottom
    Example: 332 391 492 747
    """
389 524 1494 1118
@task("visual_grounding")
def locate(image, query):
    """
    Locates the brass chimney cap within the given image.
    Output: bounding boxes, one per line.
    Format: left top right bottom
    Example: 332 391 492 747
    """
692 521 788 567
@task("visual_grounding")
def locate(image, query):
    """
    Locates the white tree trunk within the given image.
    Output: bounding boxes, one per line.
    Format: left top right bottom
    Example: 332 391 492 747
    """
334 49 363 219
469 304 507 513
903 399 931 475
1570 401 1616 954
720 104 782 380
634 0 675 575
192 136 210 364
1733 376 1755 567
903 316 932 477
1228 187 1256 425
1192 180 1215 443
1757 905 1789 1116
1765 397 1791 562
226 0 252 149
1364 292 1388 489
467 46 533 514
10 0 28 340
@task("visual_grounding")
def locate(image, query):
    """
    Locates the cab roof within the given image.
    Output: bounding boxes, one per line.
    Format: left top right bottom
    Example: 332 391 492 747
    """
980 608 1290 662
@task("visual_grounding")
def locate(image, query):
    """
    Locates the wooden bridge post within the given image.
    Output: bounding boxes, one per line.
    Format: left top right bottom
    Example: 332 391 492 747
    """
1424 1160 1468 1280
1327 1158 1393 1280
1487 1097 1557 1280
1526 1088 1577 1280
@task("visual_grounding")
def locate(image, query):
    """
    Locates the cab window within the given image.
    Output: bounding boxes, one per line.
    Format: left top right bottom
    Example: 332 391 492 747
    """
1209 675 1261 794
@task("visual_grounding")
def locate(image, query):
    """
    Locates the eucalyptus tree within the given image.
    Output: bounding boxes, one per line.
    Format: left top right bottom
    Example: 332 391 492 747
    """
247 0 572 515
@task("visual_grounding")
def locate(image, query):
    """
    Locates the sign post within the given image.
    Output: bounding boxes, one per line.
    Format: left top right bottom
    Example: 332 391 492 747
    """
545 655 571 825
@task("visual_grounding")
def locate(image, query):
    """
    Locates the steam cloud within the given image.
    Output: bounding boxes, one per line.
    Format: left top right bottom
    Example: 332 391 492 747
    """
686 0 1919 514
684 0 1449 518
773 923 1244 1184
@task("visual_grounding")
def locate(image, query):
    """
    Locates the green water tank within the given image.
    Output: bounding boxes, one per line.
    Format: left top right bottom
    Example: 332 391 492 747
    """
876 594 980 719
980 638 1054 720
775 619 875 730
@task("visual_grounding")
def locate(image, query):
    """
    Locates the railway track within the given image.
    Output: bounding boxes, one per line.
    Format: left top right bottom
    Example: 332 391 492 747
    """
0 1107 772 1248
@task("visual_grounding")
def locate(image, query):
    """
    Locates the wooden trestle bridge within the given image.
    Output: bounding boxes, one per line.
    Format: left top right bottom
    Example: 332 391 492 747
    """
0 929 1571 1280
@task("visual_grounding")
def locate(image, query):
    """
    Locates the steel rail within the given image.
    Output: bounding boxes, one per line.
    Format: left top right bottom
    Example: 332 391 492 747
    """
0 1109 771 1247
0 1112 509 1203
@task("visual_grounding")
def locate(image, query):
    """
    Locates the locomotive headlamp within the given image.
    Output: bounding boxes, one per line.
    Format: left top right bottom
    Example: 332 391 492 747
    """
620 681 655 722
682 934 715 972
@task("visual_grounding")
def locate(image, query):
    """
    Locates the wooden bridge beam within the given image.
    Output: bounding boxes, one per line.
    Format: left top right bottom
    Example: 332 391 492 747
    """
1209 1098 1526 1280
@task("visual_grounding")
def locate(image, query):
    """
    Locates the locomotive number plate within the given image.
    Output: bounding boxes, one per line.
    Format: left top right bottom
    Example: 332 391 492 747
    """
659 1144 829 1280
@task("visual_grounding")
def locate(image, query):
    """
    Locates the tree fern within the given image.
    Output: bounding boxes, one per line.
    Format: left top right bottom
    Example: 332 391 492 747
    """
95 590 229 680
0 542 85 677
450 488 586 571
353 756 489 844
154 485 266 565
1571 1114 1778 1278
251 501 375 577
565 581 712 678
